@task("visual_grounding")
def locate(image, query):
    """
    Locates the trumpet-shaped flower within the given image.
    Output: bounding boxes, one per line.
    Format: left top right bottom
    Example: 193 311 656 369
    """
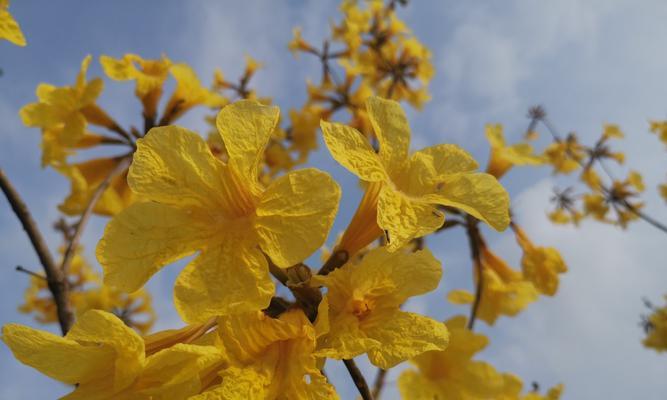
100 54 172 118
485 124 544 179
0 0 25 46
321 96 509 253
311 246 449 369
97 100 341 322
20 56 115 151
449 246 538 325
514 224 567 296
398 316 519 399
193 309 338 399
2 310 222 399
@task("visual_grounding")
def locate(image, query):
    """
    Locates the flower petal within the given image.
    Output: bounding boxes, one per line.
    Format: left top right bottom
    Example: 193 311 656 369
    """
366 96 410 171
366 311 449 369
377 185 444 251
255 168 341 267
129 125 224 209
97 202 212 292
216 100 279 181
320 120 388 182
66 310 144 391
430 172 510 231
411 144 479 176
174 244 274 323
2 323 114 385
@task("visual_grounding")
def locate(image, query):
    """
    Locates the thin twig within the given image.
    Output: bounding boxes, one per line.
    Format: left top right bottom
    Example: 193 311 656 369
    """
371 368 388 399
343 359 374 400
15 265 46 280
0 168 74 334
464 215 484 330
60 156 131 276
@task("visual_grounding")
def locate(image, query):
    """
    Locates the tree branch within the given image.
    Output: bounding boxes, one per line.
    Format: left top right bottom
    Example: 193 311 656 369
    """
371 368 388 399
0 168 74 334
464 215 484 330
343 359 374 400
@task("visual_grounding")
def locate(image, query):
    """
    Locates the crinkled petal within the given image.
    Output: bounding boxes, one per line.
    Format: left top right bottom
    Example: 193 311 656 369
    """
366 311 449 369
216 100 279 181
97 202 213 292
174 244 274 323
192 366 269 400
377 185 444 251
429 172 510 231
255 168 340 267
2 323 114 385
66 310 144 391
350 247 442 302
366 96 410 172
320 120 388 182
412 144 479 175
129 126 224 209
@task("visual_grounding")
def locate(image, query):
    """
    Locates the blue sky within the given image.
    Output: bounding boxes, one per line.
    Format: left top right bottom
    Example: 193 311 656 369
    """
1 1 667 399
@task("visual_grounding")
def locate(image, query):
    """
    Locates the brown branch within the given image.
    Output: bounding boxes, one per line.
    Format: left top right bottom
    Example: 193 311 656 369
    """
371 368 388 399
464 215 484 330
343 359 374 400
0 168 74 334
60 156 131 276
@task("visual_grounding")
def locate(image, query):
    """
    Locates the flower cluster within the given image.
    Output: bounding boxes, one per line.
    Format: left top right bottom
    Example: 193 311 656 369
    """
3 2 577 398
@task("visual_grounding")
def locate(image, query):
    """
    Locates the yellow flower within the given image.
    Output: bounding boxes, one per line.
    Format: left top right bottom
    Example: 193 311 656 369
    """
161 63 227 124
0 0 25 46
289 105 323 162
311 246 449 369
97 100 341 323
543 134 584 175
398 315 519 399
643 296 667 352
514 224 567 296
485 124 544 179
20 56 116 150
3 310 222 399
321 96 509 254
650 120 667 148
288 27 315 56
100 54 171 119
57 157 133 216
449 246 538 325
193 309 338 399
582 193 609 221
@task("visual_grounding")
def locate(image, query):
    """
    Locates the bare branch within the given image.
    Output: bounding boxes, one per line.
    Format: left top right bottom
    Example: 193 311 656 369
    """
0 168 74 334
343 359 374 400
